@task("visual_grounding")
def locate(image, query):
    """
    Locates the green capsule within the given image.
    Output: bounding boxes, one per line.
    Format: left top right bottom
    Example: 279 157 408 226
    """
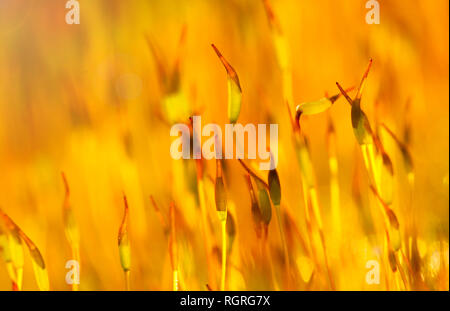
401 147 414 178
227 76 242 124
226 211 236 254
268 169 281 206
119 234 131 272
255 179 272 226
296 97 333 116
386 208 401 251
28 243 46 270
4 214 50 291
336 60 374 146
21 236 49 291
212 44 242 124
388 249 397 272
245 174 263 237
387 207 400 230
351 106 374 145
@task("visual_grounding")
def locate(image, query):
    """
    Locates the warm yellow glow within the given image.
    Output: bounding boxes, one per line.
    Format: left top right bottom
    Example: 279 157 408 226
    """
0 0 448 291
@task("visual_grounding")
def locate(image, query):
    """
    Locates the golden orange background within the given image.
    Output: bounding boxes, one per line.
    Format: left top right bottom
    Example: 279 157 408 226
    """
0 0 448 290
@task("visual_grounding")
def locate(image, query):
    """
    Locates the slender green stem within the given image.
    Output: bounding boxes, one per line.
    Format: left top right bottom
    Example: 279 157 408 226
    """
220 220 227 291
125 270 130 291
